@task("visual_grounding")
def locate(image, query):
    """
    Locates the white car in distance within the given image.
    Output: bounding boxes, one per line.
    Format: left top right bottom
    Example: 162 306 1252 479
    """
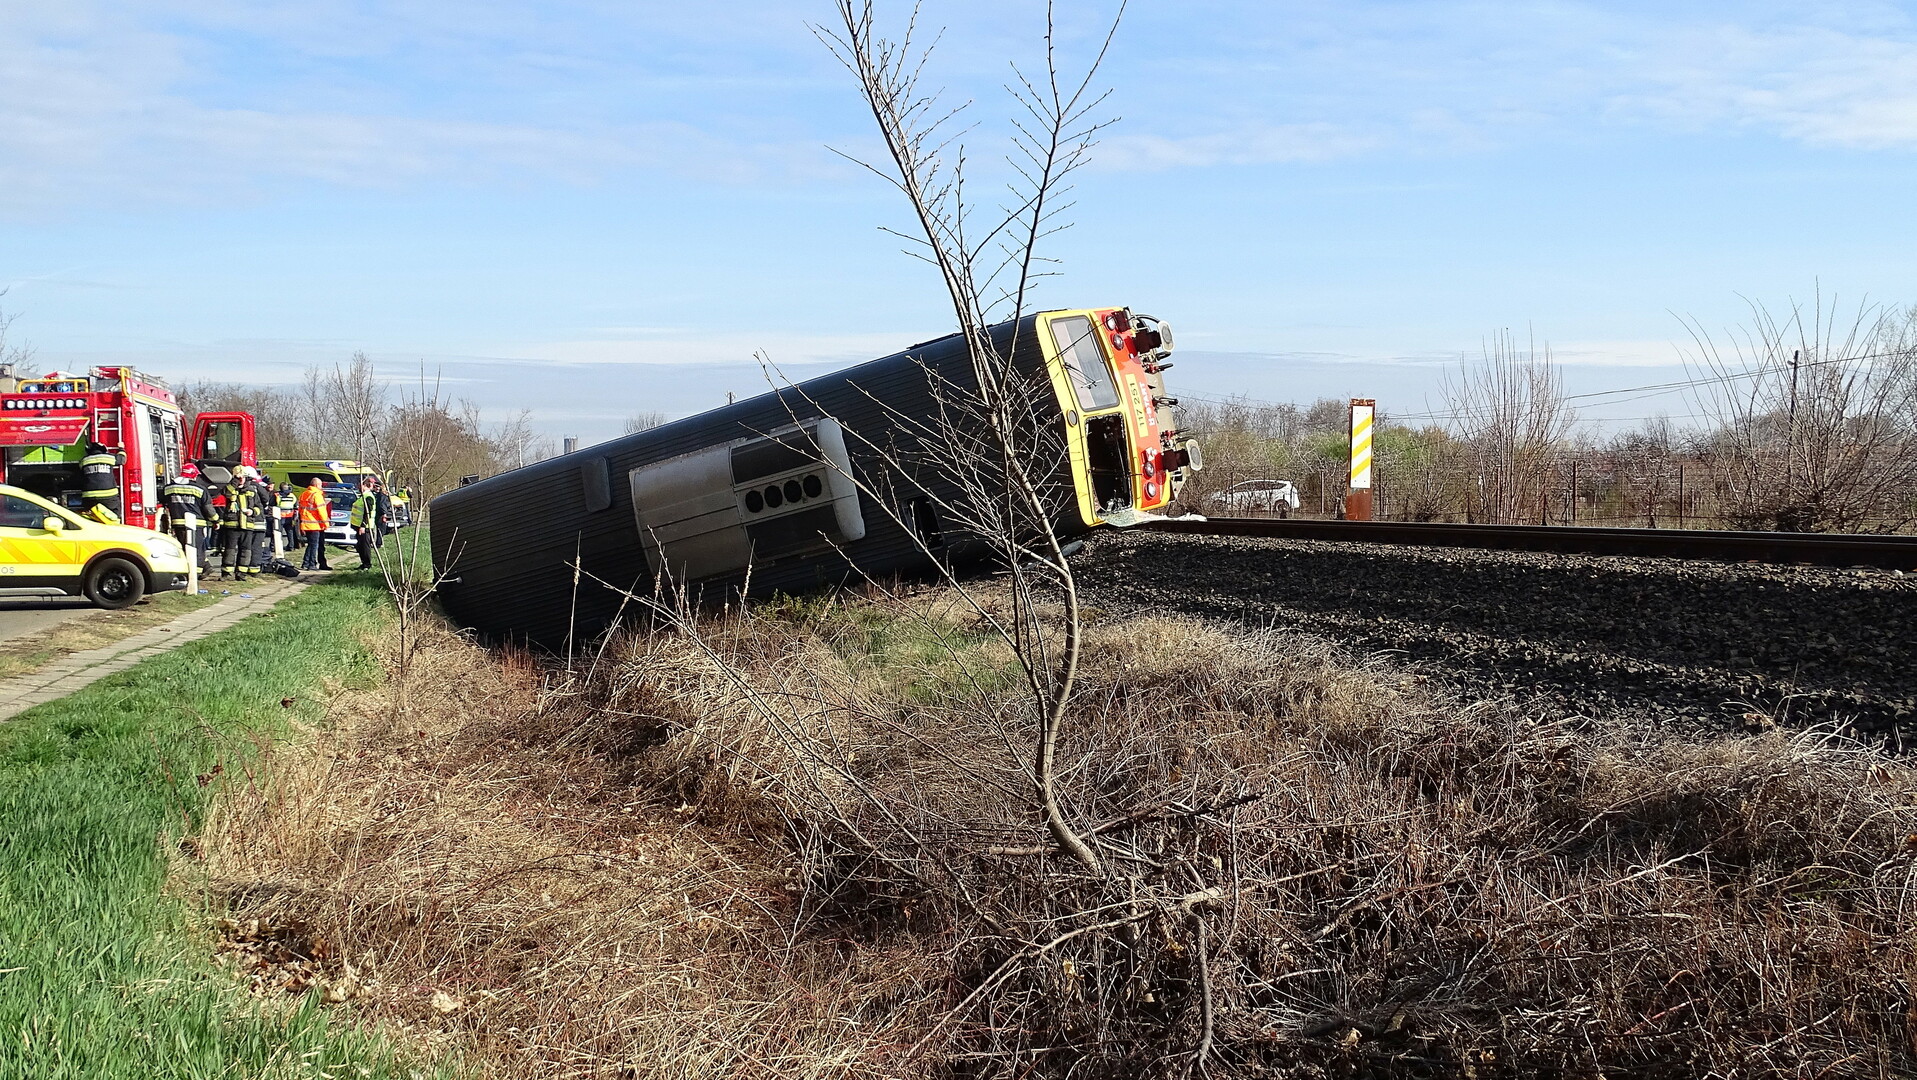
1209 479 1301 516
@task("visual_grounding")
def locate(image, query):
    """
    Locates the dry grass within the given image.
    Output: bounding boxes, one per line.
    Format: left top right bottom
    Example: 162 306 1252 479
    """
199 584 1917 1078
198 617 940 1079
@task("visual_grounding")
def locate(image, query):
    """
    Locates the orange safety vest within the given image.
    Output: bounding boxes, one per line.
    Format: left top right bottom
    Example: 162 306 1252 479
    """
296 487 331 532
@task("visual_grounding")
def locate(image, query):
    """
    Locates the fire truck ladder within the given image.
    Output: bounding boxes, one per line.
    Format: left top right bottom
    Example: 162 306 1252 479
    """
92 404 120 448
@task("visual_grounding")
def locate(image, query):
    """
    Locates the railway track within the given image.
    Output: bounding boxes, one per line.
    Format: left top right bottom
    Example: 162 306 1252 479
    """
1142 517 1917 570
1075 526 1916 738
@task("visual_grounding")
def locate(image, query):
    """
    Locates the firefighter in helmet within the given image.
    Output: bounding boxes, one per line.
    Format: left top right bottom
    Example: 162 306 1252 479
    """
80 441 123 522
241 467 271 578
216 467 261 581
161 472 213 575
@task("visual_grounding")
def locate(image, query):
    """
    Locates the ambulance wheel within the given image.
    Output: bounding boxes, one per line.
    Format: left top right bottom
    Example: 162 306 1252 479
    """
85 558 145 610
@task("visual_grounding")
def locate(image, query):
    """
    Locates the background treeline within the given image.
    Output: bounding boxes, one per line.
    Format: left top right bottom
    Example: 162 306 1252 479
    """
179 353 553 501
1177 301 1917 533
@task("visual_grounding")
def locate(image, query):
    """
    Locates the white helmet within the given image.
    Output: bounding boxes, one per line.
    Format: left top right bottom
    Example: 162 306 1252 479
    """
235 465 256 480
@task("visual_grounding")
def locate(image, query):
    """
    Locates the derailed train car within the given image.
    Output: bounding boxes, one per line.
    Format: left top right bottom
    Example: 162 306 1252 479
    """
429 306 1199 649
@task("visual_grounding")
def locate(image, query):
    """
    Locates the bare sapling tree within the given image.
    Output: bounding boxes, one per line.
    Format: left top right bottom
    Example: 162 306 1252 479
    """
1682 295 1917 532
1440 328 1577 523
817 0 1125 872
369 368 463 717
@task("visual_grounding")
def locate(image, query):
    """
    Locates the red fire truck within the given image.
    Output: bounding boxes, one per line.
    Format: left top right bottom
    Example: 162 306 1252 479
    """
0 366 256 530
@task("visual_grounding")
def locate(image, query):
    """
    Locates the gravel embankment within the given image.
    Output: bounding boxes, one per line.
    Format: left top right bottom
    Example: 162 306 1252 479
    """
1073 529 1917 738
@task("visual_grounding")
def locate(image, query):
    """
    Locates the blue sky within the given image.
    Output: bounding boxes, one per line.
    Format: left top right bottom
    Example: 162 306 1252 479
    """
4 0 1915 445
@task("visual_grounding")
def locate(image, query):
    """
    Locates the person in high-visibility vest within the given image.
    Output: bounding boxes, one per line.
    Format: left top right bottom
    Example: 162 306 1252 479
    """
241 468 271 578
275 482 299 553
295 477 333 571
79 441 123 518
216 470 260 581
162 474 213 573
349 480 379 570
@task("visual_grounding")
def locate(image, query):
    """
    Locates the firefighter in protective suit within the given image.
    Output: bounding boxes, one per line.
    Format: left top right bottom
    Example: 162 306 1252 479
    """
247 470 275 571
162 474 213 573
216 469 261 581
240 468 270 578
80 442 123 519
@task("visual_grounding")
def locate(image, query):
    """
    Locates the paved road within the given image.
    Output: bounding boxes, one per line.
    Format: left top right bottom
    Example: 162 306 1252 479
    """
0 598 100 644
0 578 309 721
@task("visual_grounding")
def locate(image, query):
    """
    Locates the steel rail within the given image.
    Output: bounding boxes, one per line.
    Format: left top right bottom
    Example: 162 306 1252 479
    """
1138 517 1917 571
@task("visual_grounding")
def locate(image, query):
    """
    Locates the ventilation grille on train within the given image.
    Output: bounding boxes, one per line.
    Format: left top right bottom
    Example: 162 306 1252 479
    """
629 417 866 581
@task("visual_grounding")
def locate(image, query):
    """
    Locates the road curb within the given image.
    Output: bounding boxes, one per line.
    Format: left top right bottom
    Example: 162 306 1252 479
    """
0 577 316 721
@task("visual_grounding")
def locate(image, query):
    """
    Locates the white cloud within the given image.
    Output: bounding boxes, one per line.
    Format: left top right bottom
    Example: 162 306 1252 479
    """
1099 123 1381 170
504 329 922 367
1617 23 1917 148
1099 3 1917 170
0 1 850 215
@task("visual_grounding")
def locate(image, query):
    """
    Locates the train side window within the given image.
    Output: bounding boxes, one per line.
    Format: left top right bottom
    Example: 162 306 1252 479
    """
581 457 611 512
1049 315 1120 412
911 497 944 549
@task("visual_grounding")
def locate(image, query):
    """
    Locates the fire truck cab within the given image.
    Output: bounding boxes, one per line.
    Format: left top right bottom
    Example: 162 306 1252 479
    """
0 367 256 531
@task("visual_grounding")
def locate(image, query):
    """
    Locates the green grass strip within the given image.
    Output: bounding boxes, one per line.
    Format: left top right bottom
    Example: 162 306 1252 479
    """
0 570 439 1080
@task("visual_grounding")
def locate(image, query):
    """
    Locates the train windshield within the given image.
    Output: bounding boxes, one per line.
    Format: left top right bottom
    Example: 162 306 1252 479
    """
1049 316 1120 411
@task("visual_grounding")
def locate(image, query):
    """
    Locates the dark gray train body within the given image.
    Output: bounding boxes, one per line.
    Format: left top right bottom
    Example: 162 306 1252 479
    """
429 307 1188 649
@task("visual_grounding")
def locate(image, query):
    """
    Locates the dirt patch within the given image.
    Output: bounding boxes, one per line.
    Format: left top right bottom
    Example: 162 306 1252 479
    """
195 619 937 1078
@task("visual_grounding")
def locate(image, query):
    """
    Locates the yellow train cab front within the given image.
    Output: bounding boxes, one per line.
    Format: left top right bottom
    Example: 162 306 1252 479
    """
0 485 191 609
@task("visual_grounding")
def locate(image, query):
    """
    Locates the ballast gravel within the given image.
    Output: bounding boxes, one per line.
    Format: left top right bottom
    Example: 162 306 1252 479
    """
1072 529 1917 739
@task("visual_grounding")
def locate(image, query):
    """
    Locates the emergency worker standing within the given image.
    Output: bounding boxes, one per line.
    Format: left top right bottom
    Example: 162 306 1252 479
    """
274 481 299 552
80 442 123 518
350 481 378 570
217 469 261 581
244 469 273 574
372 479 392 546
162 474 213 573
296 477 332 571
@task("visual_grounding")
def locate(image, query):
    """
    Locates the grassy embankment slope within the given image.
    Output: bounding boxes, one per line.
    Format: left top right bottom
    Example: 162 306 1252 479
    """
0 570 432 1079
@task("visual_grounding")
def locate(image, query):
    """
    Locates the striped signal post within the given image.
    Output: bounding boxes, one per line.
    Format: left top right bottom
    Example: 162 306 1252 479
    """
1346 398 1375 521
185 513 199 595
